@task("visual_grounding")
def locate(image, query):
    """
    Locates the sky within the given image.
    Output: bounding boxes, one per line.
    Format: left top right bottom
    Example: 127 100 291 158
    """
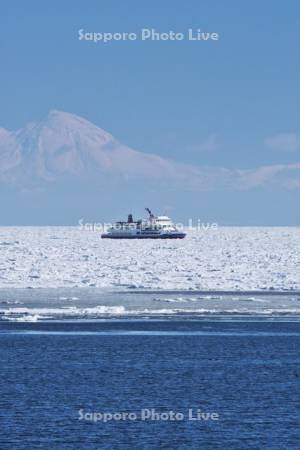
0 0 300 224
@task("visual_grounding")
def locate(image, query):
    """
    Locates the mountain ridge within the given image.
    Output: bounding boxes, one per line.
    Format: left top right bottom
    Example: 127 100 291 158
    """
0 110 299 192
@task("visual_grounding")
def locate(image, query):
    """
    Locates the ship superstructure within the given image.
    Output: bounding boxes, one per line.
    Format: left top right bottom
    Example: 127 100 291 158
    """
101 209 186 239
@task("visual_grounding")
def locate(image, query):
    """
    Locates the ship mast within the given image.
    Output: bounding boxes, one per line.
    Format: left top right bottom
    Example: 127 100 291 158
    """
145 208 155 219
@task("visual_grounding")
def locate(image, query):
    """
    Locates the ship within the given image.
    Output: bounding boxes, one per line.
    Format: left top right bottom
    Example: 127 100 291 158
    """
101 208 186 239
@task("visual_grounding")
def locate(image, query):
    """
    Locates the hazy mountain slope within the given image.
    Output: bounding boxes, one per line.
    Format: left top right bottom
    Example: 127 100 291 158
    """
0 110 221 189
0 110 299 192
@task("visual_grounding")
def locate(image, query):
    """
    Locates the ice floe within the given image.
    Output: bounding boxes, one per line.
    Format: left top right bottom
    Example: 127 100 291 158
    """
0 226 298 291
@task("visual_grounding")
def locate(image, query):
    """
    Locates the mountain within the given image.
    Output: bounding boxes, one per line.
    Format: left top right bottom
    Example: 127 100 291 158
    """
0 110 300 225
0 110 299 192
0 110 227 191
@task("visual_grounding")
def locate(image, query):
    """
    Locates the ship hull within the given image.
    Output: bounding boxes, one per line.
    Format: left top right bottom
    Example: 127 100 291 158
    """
101 233 186 239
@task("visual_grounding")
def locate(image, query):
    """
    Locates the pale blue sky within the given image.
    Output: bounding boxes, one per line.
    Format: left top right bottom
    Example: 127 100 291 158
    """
0 0 299 224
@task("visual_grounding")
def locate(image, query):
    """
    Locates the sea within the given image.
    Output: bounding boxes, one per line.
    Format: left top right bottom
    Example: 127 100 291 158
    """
1 289 300 449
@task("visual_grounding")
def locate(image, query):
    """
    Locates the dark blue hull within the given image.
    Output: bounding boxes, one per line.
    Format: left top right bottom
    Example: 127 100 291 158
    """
101 233 186 239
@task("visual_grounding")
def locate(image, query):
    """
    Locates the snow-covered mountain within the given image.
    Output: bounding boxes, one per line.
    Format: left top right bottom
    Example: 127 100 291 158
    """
0 110 222 190
0 110 299 192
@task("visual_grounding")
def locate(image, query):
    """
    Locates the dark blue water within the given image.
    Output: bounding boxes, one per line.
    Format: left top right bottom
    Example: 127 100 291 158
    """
1 321 300 449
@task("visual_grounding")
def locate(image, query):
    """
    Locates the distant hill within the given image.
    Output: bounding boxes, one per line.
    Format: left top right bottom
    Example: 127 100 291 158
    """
0 111 299 224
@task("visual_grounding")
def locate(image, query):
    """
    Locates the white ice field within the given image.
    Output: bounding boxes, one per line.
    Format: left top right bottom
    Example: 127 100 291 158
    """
0 227 299 291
